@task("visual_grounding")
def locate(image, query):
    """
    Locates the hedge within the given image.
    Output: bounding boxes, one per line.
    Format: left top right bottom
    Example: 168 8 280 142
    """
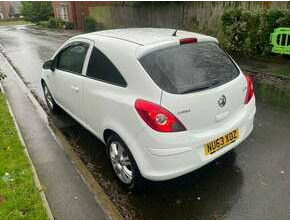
222 9 290 56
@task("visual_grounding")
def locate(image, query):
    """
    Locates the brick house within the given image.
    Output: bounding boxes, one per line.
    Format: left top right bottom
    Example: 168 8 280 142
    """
52 1 112 30
0 1 11 19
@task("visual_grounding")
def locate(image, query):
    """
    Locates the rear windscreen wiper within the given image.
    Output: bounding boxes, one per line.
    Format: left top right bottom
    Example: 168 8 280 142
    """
181 80 219 94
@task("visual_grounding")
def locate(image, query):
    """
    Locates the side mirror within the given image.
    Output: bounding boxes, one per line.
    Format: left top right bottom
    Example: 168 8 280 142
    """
43 60 55 72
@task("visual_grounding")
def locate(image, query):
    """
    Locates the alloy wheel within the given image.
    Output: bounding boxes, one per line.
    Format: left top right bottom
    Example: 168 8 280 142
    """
44 85 54 111
109 141 133 184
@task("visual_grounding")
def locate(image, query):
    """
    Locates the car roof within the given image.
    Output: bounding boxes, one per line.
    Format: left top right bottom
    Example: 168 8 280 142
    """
66 28 219 98
80 28 217 46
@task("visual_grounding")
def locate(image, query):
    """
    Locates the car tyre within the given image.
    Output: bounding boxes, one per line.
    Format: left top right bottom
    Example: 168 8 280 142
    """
106 134 144 192
43 83 60 114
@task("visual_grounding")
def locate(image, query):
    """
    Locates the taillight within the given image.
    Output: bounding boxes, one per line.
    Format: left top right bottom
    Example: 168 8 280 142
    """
244 75 254 104
134 99 186 132
179 38 197 45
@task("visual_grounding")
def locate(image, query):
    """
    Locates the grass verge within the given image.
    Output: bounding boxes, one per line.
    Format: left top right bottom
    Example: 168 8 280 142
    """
0 20 32 26
0 92 48 219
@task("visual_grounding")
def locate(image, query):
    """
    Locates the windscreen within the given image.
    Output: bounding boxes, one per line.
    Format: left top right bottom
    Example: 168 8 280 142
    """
139 42 240 94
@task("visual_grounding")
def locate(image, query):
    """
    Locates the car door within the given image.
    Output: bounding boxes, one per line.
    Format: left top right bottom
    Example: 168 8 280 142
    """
82 46 127 138
49 40 91 123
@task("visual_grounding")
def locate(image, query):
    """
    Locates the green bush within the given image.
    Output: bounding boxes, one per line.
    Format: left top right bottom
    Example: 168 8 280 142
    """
39 18 73 30
222 9 290 56
47 17 67 28
64 22 74 30
20 1 53 23
84 17 96 33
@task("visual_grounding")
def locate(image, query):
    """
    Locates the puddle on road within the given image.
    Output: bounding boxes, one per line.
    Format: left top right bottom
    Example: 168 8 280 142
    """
50 111 243 220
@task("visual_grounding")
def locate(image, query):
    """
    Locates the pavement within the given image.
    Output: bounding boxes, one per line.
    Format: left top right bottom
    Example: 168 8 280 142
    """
1 25 290 220
0 49 107 219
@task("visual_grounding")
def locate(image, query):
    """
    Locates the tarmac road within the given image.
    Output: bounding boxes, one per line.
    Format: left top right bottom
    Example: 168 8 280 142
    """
1 25 290 220
0 25 73 103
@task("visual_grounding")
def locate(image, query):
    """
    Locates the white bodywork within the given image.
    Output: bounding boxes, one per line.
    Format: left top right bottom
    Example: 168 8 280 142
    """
42 28 256 181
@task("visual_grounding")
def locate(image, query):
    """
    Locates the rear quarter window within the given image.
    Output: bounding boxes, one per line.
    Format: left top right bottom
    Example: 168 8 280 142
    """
139 42 240 94
86 47 127 87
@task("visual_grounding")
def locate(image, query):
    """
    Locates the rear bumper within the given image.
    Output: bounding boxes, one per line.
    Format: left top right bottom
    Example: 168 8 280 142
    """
130 97 256 181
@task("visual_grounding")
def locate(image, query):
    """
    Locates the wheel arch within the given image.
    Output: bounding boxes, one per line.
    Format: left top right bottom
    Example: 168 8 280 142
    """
103 129 117 144
102 123 143 168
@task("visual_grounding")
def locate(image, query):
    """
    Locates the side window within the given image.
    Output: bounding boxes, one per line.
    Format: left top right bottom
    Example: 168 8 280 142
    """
86 47 127 87
56 43 88 74
287 35 290 46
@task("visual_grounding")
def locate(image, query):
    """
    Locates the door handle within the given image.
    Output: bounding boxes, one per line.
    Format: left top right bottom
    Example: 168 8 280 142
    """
71 85 79 92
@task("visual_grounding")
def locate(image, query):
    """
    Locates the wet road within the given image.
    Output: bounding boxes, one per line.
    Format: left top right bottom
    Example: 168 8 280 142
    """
1 25 290 220
0 25 72 103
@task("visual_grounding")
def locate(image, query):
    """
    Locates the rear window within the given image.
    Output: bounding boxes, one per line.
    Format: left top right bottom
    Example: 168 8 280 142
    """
139 42 240 94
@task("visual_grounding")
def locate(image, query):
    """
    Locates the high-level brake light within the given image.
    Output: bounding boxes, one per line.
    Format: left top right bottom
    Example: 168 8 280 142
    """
179 38 198 45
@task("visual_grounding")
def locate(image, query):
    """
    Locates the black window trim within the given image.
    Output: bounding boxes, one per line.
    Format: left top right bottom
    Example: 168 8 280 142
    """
84 75 128 88
54 41 90 75
83 46 128 88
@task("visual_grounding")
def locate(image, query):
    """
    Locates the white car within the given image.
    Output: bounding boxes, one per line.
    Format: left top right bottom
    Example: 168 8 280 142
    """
41 28 256 190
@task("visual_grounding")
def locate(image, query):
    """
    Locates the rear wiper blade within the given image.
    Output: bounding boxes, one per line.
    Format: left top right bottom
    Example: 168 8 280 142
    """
181 80 219 94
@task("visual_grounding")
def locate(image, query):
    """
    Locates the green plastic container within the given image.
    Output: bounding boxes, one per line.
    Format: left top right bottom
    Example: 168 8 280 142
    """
270 27 290 55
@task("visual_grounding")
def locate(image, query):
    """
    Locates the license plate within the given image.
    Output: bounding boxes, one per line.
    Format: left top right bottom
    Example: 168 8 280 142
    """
204 129 239 155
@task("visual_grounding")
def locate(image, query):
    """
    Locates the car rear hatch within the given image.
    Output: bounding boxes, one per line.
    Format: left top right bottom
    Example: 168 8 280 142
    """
160 75 247 132
139 41 248 132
